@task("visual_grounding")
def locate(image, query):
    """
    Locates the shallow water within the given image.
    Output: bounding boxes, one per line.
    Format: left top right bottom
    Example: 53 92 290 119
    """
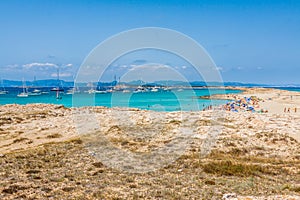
0 87 241 111
277 87 300 93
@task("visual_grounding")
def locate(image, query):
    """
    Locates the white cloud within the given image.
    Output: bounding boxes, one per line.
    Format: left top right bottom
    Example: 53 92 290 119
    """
22 62 73 70
3 64 20 70
65 63 73 67
129 63 171 71
23 62 58 69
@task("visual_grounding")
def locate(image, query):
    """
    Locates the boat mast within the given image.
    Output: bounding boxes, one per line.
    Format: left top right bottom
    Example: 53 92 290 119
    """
22 78 27 93
56 67 62 99
57 68 60 88
0 78 4 91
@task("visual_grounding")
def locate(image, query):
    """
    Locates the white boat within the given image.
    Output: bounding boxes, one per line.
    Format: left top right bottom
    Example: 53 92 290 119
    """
114 84 129 91
122 89 131 93
87 83 108 93
106 89 114 93
66 91 74 95
0 90 8 95
94 90 107 94
0 79 8 94
33 89 41 93
151 86 159 92
17 79 28 97
50 87 64 92
28 92 41 96
52 68 63 99
66 87 80 95
87 89 96 94
163 87 171 92
86 82 97 94
133 86 148 93
17 92 29 97
28 88 42 96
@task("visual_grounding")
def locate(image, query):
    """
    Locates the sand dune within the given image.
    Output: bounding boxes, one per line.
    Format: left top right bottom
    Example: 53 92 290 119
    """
0 88 299 199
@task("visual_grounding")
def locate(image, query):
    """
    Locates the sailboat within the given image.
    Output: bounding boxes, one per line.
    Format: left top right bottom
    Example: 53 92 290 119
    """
28 89 42 96
28 76 42 96
66 86 80 95
0 79 8 95
133 85 148 93
50 68 63 99
86 82 96 94
17 79 28 97
151 86 159 92
0 91 8 95
163 81 171 92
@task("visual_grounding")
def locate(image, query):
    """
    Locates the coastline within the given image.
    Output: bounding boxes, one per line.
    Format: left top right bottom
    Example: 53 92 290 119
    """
0 87 299 199
201 87 300 113
0 87 242 111
1 87 299 152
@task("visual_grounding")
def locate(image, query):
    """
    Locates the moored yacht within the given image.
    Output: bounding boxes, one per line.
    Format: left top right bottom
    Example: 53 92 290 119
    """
17 79 29 97
0 79 8 94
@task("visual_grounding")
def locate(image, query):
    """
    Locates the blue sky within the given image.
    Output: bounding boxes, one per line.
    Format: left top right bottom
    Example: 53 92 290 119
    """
0 0 300 84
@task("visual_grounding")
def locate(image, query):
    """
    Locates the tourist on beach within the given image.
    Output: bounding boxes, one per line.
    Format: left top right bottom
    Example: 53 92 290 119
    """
284 107 286 113
295 107 297 113
287 108 290 113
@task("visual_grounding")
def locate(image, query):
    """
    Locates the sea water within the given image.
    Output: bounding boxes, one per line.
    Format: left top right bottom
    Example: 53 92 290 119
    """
0 87 241 112
277 87 300 93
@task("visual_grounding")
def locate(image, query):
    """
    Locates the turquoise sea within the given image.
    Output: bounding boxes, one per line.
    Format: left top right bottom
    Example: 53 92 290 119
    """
278 87 300 93
0 87 242 111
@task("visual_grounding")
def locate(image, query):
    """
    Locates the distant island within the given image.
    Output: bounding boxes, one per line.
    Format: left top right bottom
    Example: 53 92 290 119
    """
2 79 299 88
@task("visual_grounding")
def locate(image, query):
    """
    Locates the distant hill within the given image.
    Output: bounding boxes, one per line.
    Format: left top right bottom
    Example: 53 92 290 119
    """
2 79 299 88
2 79 74 87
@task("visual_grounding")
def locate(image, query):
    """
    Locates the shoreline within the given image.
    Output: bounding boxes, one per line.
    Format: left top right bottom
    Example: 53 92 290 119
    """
0 87 299 199
1 87 299 151
200 87 300 111
1 86 298 112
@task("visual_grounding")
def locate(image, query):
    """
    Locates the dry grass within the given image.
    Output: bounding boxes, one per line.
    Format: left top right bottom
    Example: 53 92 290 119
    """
202 160 271 177
12 137 29 143
46 133 62 139
0 138 299 199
